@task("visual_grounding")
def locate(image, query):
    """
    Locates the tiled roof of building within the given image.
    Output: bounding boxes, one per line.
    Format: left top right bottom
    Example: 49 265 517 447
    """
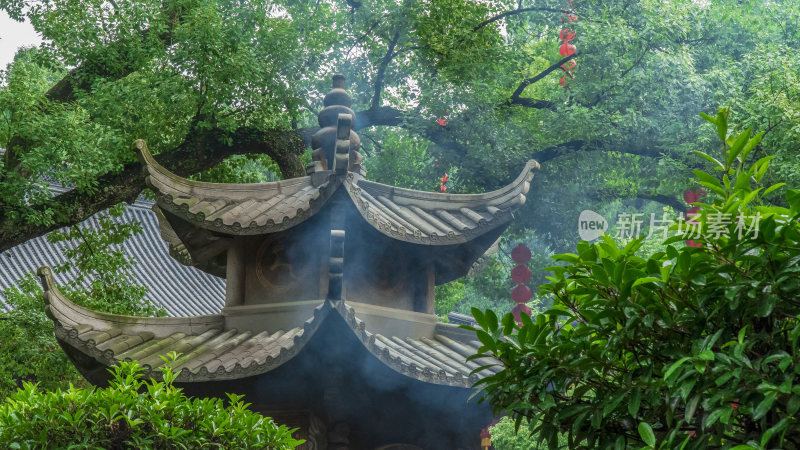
41 266 499 387
0 194 225 316
345 161 537 245
136 139 538 248
136 140 338 236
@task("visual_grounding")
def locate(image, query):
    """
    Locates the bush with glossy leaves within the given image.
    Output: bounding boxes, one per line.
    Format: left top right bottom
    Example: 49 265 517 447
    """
468 108 800 449
0 355 302 449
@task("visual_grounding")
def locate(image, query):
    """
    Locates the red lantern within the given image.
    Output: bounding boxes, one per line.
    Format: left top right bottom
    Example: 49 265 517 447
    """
559 42 576 58
512 285 532 303
684 193 704 247
512 303 532 322
683 188 706 204
559 29 576 42
511 244 532 264
511 265 532 284
510 243 533 324
562 60 577 72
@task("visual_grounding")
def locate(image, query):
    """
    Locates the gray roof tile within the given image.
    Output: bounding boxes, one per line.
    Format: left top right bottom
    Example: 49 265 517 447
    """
0 197 225 316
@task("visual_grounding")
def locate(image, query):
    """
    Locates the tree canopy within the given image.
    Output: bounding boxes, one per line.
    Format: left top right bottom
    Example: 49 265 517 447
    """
2 0 798 259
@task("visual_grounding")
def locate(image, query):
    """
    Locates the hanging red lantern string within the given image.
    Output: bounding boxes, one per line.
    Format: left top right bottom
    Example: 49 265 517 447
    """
558 2 578 87
510 243 532 324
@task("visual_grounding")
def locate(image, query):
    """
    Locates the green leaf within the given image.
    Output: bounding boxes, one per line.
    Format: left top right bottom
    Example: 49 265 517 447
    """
692 170 725 196
715 107 729 142
740 131 763 162
753 392 777 420
698 112 717 125
787 189 800 212
638 422 656 447
692 150 724 170
628 389 642 418
704 408 725 427
726 128 751 167
758 294 778 317
632 277 660 287
762 182 786 198
696 350 714 361
787 396 800 415
685 395 700 422
664 357 691 381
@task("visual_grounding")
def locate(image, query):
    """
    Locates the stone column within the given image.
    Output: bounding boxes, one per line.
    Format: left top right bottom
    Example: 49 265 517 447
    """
225 238 246 307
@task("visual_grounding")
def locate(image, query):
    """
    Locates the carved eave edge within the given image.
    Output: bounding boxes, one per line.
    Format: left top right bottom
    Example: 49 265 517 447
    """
329 300 491 388
40 268 494 386
132 139 338 236
39 266 223 375
344 160 539 245
39 263 326 383
177 301 333 382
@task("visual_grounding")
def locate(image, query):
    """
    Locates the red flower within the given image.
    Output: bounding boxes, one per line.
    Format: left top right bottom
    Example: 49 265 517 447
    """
437 117 448 126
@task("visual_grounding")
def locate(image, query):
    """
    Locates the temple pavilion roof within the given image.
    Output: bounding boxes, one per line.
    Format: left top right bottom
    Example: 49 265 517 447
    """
137 139 538 247
41 266 499 387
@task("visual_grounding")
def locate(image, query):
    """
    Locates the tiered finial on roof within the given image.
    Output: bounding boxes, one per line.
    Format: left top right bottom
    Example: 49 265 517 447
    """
308 75 363 176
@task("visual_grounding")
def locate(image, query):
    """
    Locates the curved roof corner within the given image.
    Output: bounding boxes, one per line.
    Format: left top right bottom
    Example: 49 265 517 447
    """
345 159 539 245
132 139 338 236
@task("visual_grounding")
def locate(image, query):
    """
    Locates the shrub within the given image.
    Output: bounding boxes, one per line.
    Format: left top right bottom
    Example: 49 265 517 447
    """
0 355 302 449
468 108 800 448
0 272 86 397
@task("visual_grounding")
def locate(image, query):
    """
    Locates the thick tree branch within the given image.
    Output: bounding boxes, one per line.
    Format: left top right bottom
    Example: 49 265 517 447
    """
0 102 672 254
353 106 404 130
506 97 556 110
533 140 663 163
510 51 581 102
637 193 687 213
372 30 401 110
473 7 572 32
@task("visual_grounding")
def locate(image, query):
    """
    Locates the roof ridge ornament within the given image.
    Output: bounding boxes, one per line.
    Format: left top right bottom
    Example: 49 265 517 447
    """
308 75 364 177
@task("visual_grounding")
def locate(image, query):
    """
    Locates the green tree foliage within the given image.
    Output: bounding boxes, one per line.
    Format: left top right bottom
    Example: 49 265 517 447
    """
2 0 799 255
0 355 302 449
47 203 162 316
490 416 568 449
0 204 160 397
0 272 84 397
467 111 800 448
437 232 561 318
